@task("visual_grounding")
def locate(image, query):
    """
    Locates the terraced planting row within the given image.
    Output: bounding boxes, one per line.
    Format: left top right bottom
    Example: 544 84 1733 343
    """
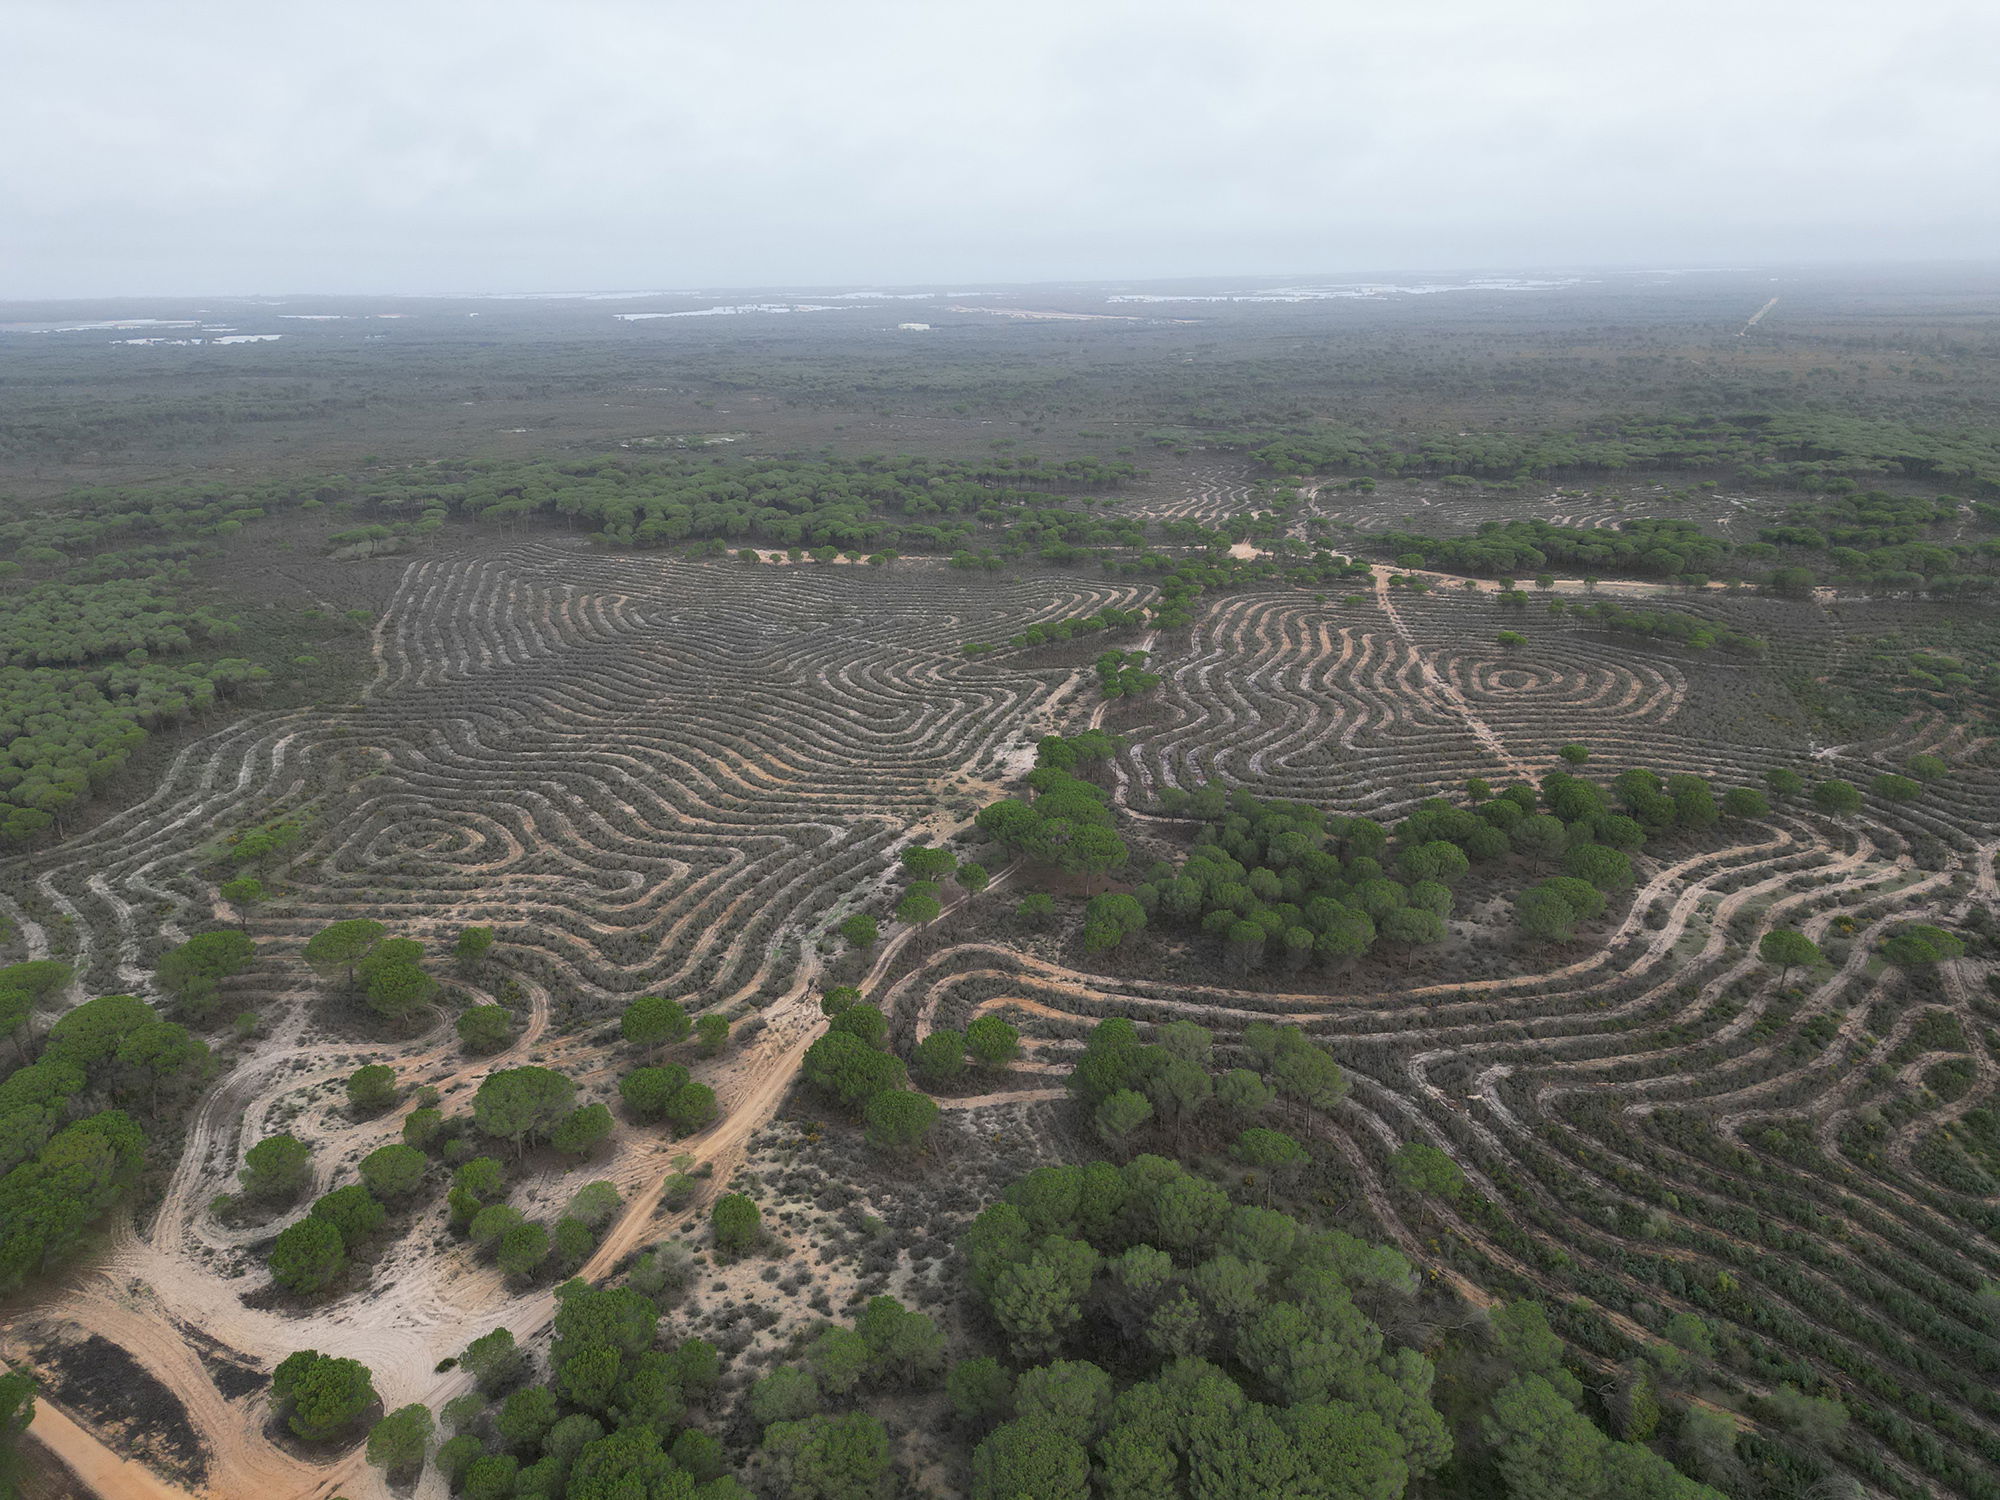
884 568 1999 1499
3 518 1993 1499
1311 482 1778 543
0 541 1162 1496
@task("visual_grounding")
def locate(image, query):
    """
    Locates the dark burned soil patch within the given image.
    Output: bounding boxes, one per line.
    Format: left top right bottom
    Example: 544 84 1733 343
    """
173 1317 269 1401
24 1327 209 1485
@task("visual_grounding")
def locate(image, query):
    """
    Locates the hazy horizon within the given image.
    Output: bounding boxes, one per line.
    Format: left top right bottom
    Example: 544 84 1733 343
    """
6 0 1995 300
1 262 1987 309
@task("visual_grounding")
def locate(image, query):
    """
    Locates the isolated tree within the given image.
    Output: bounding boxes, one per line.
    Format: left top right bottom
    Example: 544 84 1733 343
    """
365 958 438 1022
1510 814 1568 866
1015 892 1056 928
218 876 265 929
1094 1089 1153 1151
1811 778 1862 816
1721 787 1769 819
474 1066 577 1152
470 1203 526 1251
801 1031 906 1111
1558 743 1589 765
913 1028 969 1084
498 1220 551 1277
897 890 944 926
1516 885 1580 943
956 861 991 894
1905 753 1947 782
358 1143 427 1198
865 1089 939 1153
456 1004 514 1053
830 1003 889 1048
662 1082 717 1135
551 1102 614 1156
1082 891 1148 953
567 1180 622 1229
302 919 387 988
1871 772 1921 802
346 1064 397 1114
621 995 690 1048
1765 767 1804 799
459 1327 527 1394
1881 924 1966 968
366 1403 432 1477
764 1411 893 1500
972 1417 1091 1500
619 1063 691 1121
1563 843 1633 891
966 1015 1021 1068
454 925 495 968
497 1384 560 1451
1758 928 1822 984
947 1357 1014 1426
751 1367 822 1429
155 929 256 1013
902 844 958 880
695 1013 731 1056
401 1108 444 1150
1392 1141 1468 1199
712 1193 760 1256
240 1132 312 1201
311 1184 386 1247
269 1217 346 1294
840 914 879 948
272 1350 376 1441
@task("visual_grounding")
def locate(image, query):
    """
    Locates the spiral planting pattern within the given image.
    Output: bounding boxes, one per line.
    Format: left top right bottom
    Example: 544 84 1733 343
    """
0 540 1160 1494
1126 583 1714 813
4 532 1997 1499
1317 485 1769 540
890 577 2000 1499
28 541 1155 1006
1116 465 1261 524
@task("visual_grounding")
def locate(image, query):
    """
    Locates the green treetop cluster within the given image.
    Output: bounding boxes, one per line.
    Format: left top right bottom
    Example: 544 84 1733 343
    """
0 980 212 1289
1241 412 2000 494
953 1150 1725 1500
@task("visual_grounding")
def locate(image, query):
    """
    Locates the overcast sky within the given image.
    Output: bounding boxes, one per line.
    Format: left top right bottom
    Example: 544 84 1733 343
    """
5 0 1994 298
